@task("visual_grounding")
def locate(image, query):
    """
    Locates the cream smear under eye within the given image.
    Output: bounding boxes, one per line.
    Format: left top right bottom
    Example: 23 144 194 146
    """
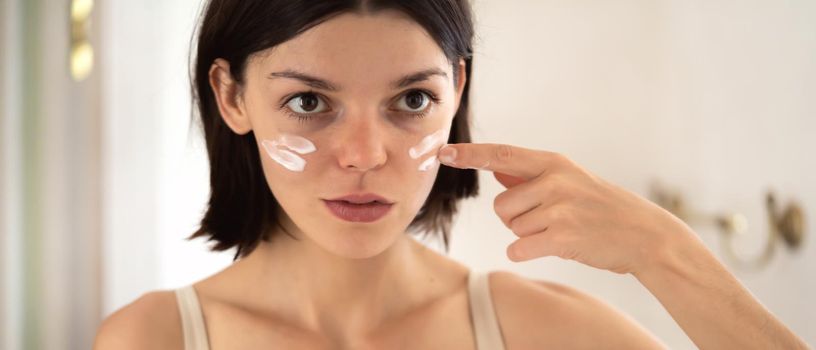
409 129 447 172
262 134 317 172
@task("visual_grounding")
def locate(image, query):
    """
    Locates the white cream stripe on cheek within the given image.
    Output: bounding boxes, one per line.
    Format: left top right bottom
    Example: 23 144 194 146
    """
277 134 316 153
262 143 306 172
408 129 447 159
261 134 316 172
409 129 447 172
418 155 438 172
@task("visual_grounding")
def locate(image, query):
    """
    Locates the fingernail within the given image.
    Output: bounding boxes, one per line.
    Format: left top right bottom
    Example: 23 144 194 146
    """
438 145 457 164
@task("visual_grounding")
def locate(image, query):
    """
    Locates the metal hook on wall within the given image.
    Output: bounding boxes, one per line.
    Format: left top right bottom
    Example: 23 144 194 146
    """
649 181 806 270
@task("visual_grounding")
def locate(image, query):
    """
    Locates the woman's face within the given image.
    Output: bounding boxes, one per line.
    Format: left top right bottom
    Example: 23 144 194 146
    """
227 10 466 258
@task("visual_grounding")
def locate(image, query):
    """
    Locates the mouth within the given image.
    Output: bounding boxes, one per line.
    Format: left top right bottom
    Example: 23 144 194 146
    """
325 193 394 204
322 199 394 223
322 193 395 222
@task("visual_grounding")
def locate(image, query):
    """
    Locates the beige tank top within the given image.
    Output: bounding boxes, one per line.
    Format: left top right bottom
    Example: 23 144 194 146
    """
174 270 506 349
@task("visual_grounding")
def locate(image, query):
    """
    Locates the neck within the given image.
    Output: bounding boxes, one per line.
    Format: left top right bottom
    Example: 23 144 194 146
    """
234 224 443 338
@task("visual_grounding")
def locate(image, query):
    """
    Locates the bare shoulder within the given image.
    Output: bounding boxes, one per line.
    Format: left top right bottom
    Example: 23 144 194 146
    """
93 290 183 350
487 270 668 349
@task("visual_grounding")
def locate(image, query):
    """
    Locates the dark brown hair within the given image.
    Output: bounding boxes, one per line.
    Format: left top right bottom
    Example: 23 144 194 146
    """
189 0 478 259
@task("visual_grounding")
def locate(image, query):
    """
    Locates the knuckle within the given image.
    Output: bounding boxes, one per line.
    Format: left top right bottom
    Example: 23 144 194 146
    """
552 152 568 163
553 152 577 169
540 176 557 192
545 229 566 247
508 217 522 233
541 175 564 197
508 215 530 234
549 206 571 224
547 208 561 223
493 144 514 162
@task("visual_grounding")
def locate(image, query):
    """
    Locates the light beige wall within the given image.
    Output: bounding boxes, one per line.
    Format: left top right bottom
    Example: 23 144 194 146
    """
98 0 163 315
450 0 816 348
654 0 816 344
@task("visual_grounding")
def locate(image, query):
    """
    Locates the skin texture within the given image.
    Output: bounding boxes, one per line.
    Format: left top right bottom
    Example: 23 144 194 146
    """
261 134 317 172
94 9 809 350
226 12 461 262
437 143 810 350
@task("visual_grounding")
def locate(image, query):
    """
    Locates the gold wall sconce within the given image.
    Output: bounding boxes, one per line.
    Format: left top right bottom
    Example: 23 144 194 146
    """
70 0 94 81
650 181 806 270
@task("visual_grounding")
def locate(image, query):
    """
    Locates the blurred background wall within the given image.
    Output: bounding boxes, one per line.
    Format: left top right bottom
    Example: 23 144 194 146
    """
3 0 103 349
455 1 816 348
1 0 814 349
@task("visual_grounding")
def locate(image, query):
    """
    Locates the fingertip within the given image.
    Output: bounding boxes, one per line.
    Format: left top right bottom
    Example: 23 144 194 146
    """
438 144 457 165
507 244 524 262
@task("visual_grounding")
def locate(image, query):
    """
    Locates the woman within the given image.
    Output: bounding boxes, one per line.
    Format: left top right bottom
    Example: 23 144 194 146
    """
94 0 809 349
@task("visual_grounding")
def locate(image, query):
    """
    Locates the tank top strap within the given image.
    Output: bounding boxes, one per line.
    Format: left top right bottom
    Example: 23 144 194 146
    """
174 274 504 350
468 270 507 350
175 285 211 350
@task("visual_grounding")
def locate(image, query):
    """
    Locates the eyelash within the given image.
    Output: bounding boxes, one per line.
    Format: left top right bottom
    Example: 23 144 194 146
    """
279 89 441 124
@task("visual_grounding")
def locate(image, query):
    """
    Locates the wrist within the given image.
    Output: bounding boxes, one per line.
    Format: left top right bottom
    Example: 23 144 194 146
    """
632 219 703 284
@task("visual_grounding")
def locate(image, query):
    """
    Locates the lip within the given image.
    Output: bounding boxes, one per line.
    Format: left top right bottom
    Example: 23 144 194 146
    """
326 193 394 204
323 199 394 223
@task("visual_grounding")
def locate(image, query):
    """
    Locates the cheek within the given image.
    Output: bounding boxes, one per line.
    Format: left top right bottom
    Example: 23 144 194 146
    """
408 128 448 172
405 158 442 212
257 134 320 201
260 134 317 172
258 125 451 177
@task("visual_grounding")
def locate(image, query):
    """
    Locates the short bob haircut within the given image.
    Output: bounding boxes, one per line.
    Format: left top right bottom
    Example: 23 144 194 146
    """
189 0 479 259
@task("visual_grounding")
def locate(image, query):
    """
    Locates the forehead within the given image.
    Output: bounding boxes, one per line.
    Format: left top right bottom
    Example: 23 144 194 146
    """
249 10 452 87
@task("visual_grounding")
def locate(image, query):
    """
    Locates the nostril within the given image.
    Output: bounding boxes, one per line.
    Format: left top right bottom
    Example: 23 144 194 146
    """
338 151 387 171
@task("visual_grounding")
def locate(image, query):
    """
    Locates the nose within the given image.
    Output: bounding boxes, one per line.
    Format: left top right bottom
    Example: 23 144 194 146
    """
334 116 387 172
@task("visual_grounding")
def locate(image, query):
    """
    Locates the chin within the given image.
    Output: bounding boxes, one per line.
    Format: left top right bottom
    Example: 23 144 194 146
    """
318 227 404 260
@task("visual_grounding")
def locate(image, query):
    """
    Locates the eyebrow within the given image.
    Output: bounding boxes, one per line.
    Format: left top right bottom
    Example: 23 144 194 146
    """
267 68 448 91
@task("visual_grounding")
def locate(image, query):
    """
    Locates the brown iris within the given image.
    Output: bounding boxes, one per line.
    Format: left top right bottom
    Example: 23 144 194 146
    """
298 94 320 112
405 91 426 110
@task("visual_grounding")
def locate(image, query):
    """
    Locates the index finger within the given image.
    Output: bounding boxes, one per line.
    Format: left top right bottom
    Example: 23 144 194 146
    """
437 143 552 180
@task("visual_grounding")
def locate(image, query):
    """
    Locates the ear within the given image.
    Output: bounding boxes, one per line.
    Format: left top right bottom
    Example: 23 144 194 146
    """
209 58 253 135
453 58 467 112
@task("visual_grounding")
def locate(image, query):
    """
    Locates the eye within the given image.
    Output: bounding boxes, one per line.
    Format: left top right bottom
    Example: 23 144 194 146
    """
285 92 329 114
395 90 434 113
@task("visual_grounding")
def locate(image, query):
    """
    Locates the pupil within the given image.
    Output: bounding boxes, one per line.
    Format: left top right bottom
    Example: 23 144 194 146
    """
300 95 318 111
406 92 425 109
